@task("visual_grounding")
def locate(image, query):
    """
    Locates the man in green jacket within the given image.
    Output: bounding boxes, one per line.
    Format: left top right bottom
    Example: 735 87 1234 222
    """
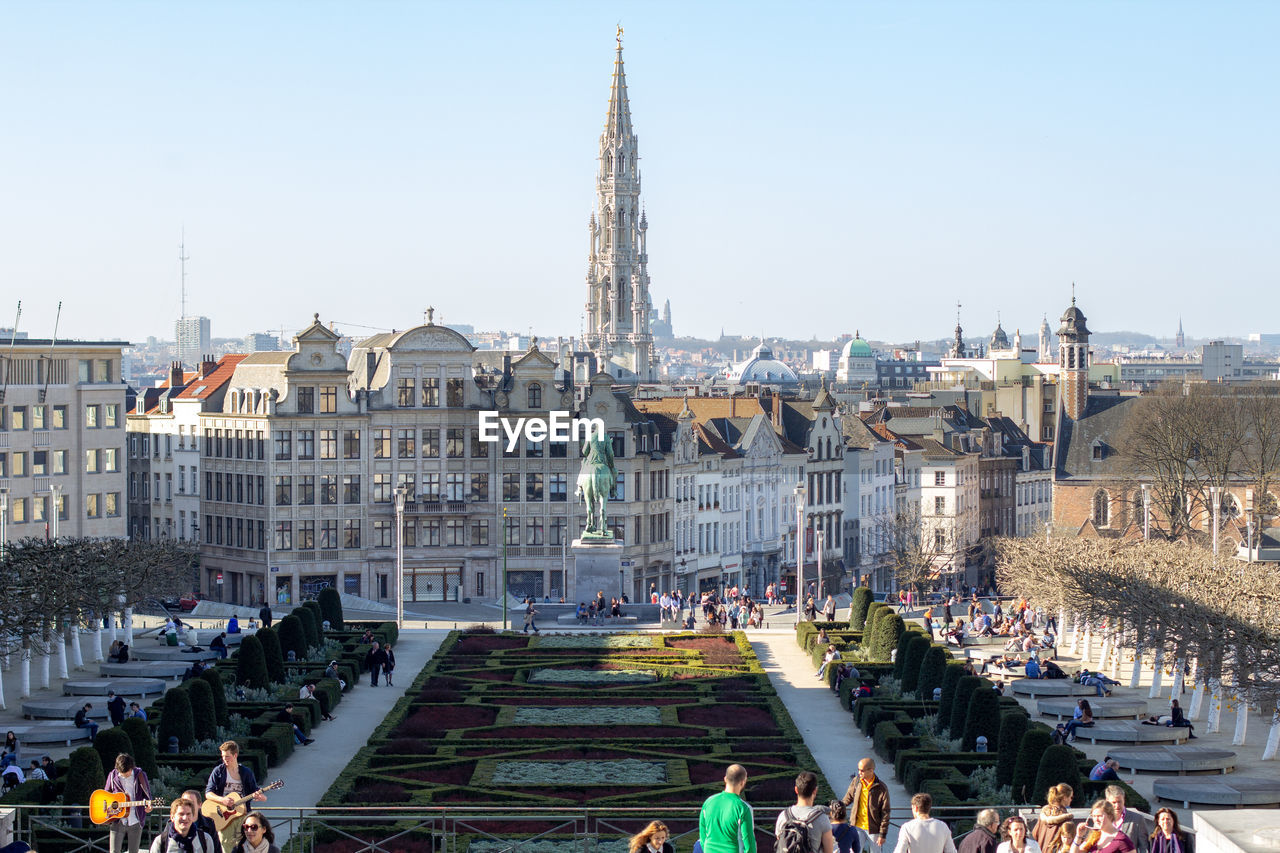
699 764 756 853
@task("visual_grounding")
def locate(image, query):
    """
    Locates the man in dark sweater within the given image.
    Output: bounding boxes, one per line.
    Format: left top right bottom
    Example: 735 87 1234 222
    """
957 809 1000 853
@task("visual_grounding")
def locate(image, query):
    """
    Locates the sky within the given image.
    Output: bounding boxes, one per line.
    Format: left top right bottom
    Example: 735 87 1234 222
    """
1 1 1277 347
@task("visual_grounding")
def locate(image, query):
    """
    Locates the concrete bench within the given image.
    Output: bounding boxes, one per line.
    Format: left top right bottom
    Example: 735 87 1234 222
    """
99 661 192 679
1010 679 1095 698
9 723 93 746
1038 697 1147 720
21 699 110 721
1153 776 1280 808
1074 720 1191 745
553 614 640 625
1109 746 1236 776
63 678 167 698
131 647 219 662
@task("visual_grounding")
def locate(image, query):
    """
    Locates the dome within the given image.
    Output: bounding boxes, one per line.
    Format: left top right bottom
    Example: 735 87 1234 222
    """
727 340 799 386
990 323 1009 350
1058 301 1090 337
841 337 873 359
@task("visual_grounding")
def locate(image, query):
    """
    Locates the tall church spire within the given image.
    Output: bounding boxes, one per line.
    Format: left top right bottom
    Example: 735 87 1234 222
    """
583 27 655 382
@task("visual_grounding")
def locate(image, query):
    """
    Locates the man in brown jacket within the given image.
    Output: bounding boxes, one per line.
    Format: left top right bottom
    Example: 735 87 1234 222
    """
841 757 890 848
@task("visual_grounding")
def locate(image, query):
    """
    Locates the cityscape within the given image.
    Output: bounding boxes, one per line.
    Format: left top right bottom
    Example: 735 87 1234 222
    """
0 5 1277 850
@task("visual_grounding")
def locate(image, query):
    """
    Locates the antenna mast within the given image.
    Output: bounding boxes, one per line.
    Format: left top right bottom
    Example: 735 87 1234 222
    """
0 300 21 403
40 301 62 404
179 228 190 320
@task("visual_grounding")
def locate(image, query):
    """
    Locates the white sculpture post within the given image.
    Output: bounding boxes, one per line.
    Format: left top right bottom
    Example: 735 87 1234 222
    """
1262 701 1280 761
1149 646 1166 699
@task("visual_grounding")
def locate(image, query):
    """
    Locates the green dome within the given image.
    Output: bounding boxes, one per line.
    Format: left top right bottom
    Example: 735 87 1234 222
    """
841 337 872 358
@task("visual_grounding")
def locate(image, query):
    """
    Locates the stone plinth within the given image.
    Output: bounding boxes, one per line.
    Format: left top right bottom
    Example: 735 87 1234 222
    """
1157 776 1280 808
22 698 109 721
1037 697 1147 720
1075 720 1190 745
64 678 166 698
1010 678 1095 698
572 539 624 605
1108 745 1236 775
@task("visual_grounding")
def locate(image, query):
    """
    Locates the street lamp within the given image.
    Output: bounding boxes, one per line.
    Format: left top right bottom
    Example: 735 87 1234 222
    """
50 484 62 541
501 506 509 631
816 526 825 599
1141 483 1151 541
794 483 806 626
394 486 408 630
1245 508 1255 564
1209 485 1221 557
0 489 8 559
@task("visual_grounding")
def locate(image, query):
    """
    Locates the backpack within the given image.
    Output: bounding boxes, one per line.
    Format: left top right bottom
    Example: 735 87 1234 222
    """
776 807 821 853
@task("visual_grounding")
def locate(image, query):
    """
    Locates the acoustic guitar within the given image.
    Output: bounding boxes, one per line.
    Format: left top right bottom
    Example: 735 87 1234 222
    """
88 789 167 825
200 779 285 831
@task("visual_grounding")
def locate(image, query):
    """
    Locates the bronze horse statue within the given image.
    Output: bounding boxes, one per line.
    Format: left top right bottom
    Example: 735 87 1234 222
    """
576 433 617 540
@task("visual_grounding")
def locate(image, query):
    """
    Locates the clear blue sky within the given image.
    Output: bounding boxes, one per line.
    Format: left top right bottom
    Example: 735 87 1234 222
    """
1 1 1276 346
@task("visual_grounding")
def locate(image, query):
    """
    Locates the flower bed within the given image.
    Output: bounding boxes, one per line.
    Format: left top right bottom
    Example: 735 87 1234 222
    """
527 668 659 684
492 759 667 786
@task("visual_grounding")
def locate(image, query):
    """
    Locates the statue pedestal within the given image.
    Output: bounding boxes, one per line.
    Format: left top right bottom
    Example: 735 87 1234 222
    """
572 538 624 604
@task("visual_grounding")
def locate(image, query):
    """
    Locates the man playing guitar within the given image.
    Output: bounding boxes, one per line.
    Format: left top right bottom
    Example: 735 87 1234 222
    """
101 753 153 853
204 741 267 853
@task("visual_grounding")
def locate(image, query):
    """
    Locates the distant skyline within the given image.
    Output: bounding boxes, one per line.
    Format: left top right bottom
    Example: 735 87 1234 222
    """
2 2 1276 346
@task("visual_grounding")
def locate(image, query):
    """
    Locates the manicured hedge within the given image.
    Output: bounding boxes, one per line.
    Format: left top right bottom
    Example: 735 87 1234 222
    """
1011 725 1054 803
200 669 229 728
157 687 195 751
893 629 915 679
318 587 344 630
236 634 271 689
849 587 873 629
950 675 983 736
995 711 1029 787
1034 744 1082 806
93 726 134 780
257 626 287 683
186 678 218 742
936 663 966 732
121 717 158 778
900 635 931 694
917 645 948 698
870 613 905 660
961 686 1002 752
277 615 308 661
61 746 104 808
296 604 321 649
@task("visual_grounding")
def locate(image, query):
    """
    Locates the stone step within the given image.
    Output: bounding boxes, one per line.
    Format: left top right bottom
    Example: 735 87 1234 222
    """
1037 697 1147 720
1010 678 1096 698
1072 720 1191 745
63 678 167 698
99 661 192 679
22 698 111 721
9 723 93 746
1109 745 1236 775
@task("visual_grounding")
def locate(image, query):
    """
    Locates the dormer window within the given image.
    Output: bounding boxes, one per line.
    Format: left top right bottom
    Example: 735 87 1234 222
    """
1092 441 1106 460
528 383 542 409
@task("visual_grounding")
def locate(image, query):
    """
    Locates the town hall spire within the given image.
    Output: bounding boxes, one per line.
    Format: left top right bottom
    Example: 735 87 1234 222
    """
583 28 655 382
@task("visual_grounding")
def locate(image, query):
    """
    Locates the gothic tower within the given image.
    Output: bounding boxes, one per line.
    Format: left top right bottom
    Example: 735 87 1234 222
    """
1038 314 1053 362
1175 317 1185 349
1058 293 1091 420
583 29 655 381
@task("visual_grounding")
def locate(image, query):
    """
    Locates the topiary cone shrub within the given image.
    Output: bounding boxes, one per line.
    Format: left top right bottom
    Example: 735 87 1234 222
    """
185 678 218 743
120 717 158 778
257 626 286 683
157 687 195 751
900 634 932 694
950 676 983 736
200 669 229 727
961 684 1002 751
62 746 105 808
236 634 271 690
936 663 966 732
317 586 344 630
849 587 873 630
296 604 320 649
865 603 887 639
917 646 948 699
871 613 905 661
277 615 308 661
303 599 325 632
92 727 134 782
1011 725 1054 804
996 711 1029 787
1034 744 1083 807
892 629 915 679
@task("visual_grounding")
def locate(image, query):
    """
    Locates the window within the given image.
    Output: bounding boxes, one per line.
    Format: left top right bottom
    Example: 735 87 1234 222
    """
446 378 464 407
32 450 47 476
373 519 393 548
274 521 293 550
446 518 465 546
52 405 67 429
610 471 625 501
297 430 315 459
446 473 465 501
397 379 414 407
503 472 521 502
52 449 67 475
401 520 416 547
526 517 544 545
320 475 338 505
275 476 292 505
86 494 100 518
526 472 544 501
397 429 415 458
320 520 338 550
85 449 100 473
424 519 441 546
373 429 391 458
423 473 441 501
526 437 543 458
343 474 361 504
373 473 392 503
343 519 361 548
550 517 568 546
1092 490 1110 527
85 406 100 428
105 404 119 427
504 516 519 545
934 471 946 486
935 529 946 551
320 385 338 413
104 448 119 472
550 473 567 502
527 383 542 408
471 430 489 458
32 495 47 522
343 429 361 459
0 452 6 477
297 520 316 550
422 428 440 458
472 519 490 545
31 405 45 429
470 473 489 502
421 377 439 407
319 429 337 460
297 475 315 505
446 428 465 458
297 386 315 413
396 473 415 495
934 496 946 514
275 430 292 460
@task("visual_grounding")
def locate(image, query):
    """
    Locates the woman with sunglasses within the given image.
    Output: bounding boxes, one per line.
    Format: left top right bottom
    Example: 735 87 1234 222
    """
230 811 279 853
1070 800 1134 853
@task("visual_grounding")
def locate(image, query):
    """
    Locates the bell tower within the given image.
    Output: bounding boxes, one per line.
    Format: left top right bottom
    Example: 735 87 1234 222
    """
1057 291 1091 420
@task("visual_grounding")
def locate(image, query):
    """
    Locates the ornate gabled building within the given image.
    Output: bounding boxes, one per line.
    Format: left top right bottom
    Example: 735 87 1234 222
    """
582 31 656 382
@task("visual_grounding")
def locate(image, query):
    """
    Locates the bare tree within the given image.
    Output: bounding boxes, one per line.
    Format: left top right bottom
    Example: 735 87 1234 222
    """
877 503 950 594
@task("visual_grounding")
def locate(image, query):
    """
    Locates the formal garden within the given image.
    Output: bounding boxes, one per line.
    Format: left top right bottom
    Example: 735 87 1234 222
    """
2 589 397 853
798 588 1149 823
311 629 831 853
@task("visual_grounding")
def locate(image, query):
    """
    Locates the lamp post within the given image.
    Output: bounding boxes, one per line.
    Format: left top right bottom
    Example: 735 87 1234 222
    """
1246 508 1255 564
794 483 806 626
1141 483 1151 541
0 489 8 559
394 486 408 630
1210 485 1221 557
501 507 508 631
50 484 62 541
816 526 825 598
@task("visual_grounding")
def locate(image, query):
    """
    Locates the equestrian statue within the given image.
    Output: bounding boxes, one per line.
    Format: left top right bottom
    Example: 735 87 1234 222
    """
576 433 617 541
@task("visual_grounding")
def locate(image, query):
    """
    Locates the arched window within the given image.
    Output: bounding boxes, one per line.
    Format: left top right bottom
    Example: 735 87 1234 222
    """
527 383 541 409
1092 490 1110 527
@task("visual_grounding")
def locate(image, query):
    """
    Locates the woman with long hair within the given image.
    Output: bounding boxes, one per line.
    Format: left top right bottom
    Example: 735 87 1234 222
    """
1072 799 1134 853
230 811 279 853
628 821 674 853
1 732 18 769
1148 809 1188 853
997 815 1043 853
1032 783 1073 851
828 800 861 853
1065 700 1095 742
1044 821 1077 853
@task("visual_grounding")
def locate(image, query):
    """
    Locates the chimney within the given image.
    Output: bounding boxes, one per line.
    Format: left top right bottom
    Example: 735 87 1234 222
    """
168 361 184 389
199 355 217 378
771 392 783 429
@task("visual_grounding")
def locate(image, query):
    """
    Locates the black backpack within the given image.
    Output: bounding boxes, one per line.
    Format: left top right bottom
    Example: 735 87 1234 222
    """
776 807 821 853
